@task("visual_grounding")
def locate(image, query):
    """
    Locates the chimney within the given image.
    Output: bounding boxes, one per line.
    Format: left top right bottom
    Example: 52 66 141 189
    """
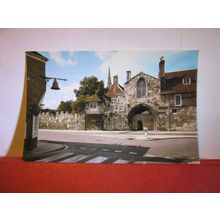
159 56 165 78
113 75 118 84
126 70 131 81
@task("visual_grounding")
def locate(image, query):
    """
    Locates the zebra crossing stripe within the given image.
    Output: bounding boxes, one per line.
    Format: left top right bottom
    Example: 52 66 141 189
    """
86 156 109 163
114 150 123 153
113 159 129 164
128 152 138 155
61 154 91 162
36 152 74 162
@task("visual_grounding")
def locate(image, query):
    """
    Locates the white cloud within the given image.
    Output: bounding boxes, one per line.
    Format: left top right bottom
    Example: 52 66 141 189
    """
49 51 77 67
42 82 79 109
95 51 115 61
97 51 160 84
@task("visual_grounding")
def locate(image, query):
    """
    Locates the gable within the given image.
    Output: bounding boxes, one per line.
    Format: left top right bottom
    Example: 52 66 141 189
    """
124 72 159 85
106 83 124 97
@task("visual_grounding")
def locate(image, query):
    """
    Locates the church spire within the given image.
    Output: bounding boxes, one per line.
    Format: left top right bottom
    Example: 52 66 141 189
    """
107 66 112 89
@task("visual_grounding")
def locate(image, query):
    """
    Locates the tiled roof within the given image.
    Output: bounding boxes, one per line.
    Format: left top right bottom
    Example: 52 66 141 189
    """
106 83 124 97
160 83 197 94
163 69 197 80
85 94 103 102
161 69 197 94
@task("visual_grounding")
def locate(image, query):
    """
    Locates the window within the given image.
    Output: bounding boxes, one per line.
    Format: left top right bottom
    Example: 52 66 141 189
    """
89 102 97 109
182 76 191 85
174 94 182 106
137 78 146 98
172 108 177 113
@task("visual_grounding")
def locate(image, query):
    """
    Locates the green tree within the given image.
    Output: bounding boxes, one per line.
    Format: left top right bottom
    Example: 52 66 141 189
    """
40 108 56 115
74 76 108 97
57 100 74 113
71 95 88 113
72 76 108 113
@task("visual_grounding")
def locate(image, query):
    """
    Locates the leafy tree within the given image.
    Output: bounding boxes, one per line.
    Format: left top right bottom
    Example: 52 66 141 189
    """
74 76 108 97
72 76 109 113
71 95 88 113
40 108 57 115
57 100 74 113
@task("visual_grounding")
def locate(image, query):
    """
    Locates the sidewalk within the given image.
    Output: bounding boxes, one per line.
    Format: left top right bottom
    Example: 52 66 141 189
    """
24 141 68 160
125 134 197 141
39 129 197 135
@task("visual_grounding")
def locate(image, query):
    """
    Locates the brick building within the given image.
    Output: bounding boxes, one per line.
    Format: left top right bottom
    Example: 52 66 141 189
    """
85 57 197 131
24 52 48 150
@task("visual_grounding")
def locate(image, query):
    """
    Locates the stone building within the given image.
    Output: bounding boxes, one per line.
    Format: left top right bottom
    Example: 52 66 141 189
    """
85 57 197 131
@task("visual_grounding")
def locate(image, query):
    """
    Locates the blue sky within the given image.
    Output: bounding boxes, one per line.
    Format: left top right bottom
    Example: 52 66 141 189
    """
40 50 199 109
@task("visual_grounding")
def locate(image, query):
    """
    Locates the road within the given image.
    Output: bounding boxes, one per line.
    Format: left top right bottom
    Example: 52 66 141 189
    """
32 129 199 163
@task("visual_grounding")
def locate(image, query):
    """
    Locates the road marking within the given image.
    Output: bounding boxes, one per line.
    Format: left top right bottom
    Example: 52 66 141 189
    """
134 161 149 164
36 152 74 162
61 154 91 162
114 150 122 153
144 154 156 157
113 159 129 164
80 147 86 149
102 149 109 151
128 152 138 155
86 156 109 163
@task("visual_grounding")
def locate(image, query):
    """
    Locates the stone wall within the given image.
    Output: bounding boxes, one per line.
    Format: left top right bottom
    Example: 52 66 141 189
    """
157 94 197 131
170 106 197 131
39 112 85 130
157 105 197 131
104 94 129 130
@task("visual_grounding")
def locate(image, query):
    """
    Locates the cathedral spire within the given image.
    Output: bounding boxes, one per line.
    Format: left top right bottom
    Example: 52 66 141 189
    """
107 66 112 89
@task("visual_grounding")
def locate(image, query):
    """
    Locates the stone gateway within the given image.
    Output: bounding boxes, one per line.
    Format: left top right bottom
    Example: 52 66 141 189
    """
85 57 197 131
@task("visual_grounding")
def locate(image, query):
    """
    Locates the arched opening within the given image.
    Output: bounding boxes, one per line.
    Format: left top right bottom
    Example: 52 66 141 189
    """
127 104 157 131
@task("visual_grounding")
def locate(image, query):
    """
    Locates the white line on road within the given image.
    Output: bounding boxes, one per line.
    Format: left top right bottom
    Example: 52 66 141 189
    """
128 152 138 155
86 156 109 163
61 154 91 162
113 159 129 164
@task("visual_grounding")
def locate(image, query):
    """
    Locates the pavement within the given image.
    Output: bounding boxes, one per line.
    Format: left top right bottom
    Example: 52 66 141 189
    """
24 141 68 161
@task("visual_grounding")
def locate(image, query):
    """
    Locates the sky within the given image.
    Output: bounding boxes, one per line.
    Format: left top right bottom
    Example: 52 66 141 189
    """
39 50 199 109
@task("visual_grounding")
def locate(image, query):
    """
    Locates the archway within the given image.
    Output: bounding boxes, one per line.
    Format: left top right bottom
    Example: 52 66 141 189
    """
127 104 157 130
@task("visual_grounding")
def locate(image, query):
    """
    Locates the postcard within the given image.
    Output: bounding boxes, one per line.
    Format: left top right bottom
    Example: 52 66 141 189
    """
23 50 199 164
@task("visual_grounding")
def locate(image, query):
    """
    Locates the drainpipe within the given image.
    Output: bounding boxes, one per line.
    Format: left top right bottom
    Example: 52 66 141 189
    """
168 96 171 131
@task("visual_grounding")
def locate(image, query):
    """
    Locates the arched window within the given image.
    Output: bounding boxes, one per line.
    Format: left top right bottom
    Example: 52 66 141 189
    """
137 78 146 98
